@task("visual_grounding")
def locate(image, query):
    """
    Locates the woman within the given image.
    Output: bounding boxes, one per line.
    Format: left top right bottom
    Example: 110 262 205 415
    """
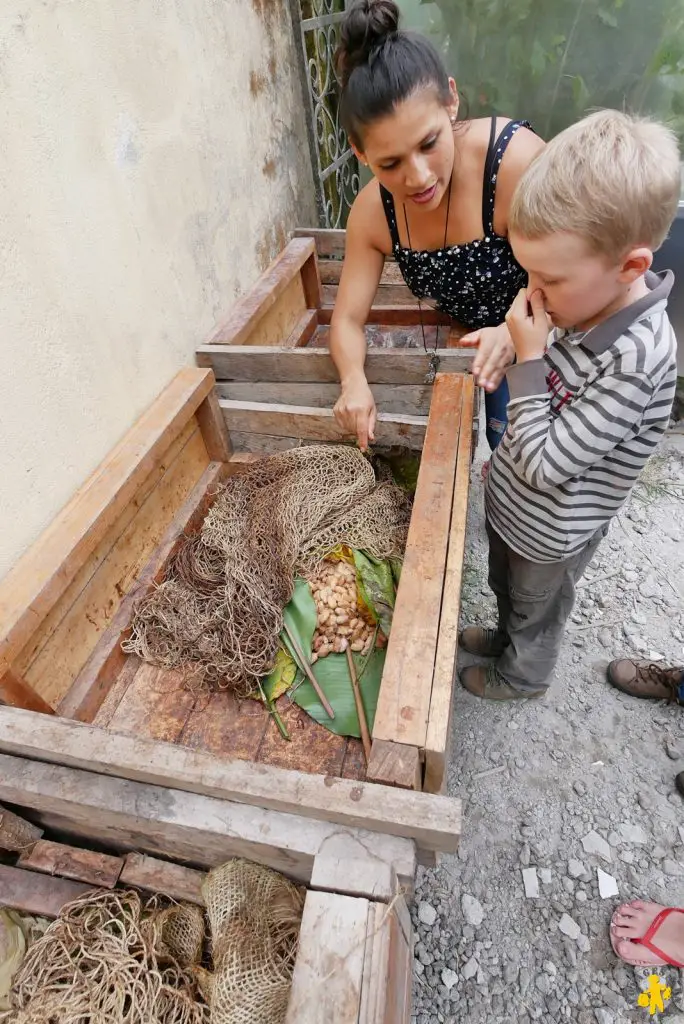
330 0 545 451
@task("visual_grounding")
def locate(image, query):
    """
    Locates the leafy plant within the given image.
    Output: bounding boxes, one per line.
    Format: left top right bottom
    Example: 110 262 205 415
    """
408 0 684 144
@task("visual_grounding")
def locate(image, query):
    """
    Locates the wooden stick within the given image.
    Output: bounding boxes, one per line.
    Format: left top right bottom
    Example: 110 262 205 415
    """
345 647 371 762
283 621 335 720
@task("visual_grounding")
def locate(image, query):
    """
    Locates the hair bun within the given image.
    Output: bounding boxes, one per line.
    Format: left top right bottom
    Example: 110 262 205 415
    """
336 0 400 86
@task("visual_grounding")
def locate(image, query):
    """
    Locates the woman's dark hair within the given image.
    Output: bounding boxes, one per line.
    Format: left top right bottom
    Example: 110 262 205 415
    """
336 0 451 148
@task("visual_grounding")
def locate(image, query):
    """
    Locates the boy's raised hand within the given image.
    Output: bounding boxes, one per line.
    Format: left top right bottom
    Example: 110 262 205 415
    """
504 288 550 363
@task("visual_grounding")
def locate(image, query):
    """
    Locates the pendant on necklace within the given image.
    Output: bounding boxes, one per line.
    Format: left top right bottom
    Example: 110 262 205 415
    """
424 352 440 385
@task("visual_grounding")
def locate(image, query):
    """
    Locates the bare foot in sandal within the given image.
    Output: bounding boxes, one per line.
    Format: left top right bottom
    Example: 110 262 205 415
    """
611 901 684 967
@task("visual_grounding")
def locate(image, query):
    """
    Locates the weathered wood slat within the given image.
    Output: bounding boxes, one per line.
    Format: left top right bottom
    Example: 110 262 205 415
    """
371 374 463 753
0 669 55 714
285 890 369 1024
365 740 422 792
0 802 42 851
0 864 92 918
208 237 315 345
197 345 473 384
195 389 233 461
119 852 205 904
0 368 215 680
318 305 452 326
0 707 462 855
424 375 475 794
18 839 123 888
57 461 226 722
319 259 406 287
294 228 346 259
216 382 434 417
0 753 415 886
219 399 427 449
283 308 319 348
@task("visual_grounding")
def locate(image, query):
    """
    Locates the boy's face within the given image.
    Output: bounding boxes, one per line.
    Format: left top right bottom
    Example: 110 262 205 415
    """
509 230 638 331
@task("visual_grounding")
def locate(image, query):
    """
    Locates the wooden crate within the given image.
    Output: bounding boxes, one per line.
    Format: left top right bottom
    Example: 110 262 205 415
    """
0 793 413 1024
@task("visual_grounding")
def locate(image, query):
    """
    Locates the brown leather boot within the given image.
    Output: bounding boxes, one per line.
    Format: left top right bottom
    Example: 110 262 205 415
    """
606 659 684 703
460 664 547 701
459 625 509 658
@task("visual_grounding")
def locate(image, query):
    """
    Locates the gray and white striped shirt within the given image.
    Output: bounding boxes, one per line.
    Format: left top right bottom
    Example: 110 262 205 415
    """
485 271 677 563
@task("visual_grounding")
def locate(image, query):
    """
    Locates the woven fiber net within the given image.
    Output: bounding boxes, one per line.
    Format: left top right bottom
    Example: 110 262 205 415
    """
4 890 209 1024
124 445 412 695
201 860 305 1024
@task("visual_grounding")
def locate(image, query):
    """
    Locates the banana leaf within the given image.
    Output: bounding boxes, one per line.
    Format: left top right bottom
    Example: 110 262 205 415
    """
292 648 385 737
352 549 396 636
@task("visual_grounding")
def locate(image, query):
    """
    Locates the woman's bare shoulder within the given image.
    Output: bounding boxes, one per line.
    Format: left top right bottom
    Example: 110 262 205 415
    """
347 178 393 253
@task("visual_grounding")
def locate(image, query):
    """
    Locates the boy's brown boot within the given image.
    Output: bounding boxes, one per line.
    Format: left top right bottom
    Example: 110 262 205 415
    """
459 625 509 658
607 659 684 703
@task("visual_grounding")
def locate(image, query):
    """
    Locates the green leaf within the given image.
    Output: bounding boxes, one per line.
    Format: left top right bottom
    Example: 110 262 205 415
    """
293 649 386 737
263 646 300 702
280 578 317 666
353 549 396 636
597 8 618 27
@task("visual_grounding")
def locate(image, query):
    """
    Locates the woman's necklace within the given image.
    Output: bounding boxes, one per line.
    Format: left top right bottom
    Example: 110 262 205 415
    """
403 170 453 385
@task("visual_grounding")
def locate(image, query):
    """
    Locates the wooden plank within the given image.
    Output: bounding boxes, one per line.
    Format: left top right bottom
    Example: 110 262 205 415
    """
0 669 55 714
372 375 463 750
216 382 434 417
311 832 399 901
229 432 303 454
366 740 422 792
197 345 473 385
0 753 416 886
0 708 462 854
384 900 413 1024
57 461 225 722
256 699 348 777
119 852 204 905
208 237 315 345
106 664 198 744
92 655 143 728
17 840 123 888
424 375 475 794
319 259 406 287
219 399 426 449
24 424 210 706
0 367 215 679
359 900 412 1024
284 308 318 348
0 803 42 851
195 389 233 461
179 688 268 762
294 228 346 259
300 252 323 310
0 864 91 918
285 890 369 1024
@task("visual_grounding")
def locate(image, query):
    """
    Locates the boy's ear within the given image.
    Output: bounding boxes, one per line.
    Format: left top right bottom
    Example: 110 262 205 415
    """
619 246 653 282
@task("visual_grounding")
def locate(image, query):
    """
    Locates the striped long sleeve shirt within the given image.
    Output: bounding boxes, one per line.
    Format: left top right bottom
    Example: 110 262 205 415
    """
485 270 677 563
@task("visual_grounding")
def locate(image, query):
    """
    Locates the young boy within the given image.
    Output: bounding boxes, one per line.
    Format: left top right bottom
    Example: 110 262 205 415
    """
460 109 680 700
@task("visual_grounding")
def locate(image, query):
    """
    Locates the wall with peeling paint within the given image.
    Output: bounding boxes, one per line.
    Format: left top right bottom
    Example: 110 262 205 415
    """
0 1 317 580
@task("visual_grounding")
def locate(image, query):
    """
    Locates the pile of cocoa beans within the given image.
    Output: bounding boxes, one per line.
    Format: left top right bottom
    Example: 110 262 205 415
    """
307 560 379 663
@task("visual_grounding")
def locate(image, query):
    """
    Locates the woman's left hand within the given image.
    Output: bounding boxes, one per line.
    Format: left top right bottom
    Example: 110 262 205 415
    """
460 323 515 392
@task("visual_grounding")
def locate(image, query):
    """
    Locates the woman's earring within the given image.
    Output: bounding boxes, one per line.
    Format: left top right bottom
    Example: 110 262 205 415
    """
450 115 457 127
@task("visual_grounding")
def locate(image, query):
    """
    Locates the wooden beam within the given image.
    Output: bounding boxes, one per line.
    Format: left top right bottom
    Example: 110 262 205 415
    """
0 368 215 679
283 308 318 348
319 259 405 287
219 399 427 449
195 389 233 461
366 740 422 791
317 303 451 326
0 754 416 887
372 375 463 751
216 382 433 417
197 345 473 385
0 708 461 855
57 461 226 722
424 375 475 794
309 831 409 902
300 252 323 310
0 669 55 714
118 852 204 905
294 228 346 259
0 802 42 851
208 237 316 345
17 839 123 888
285 890 369 1024
0 864 91 918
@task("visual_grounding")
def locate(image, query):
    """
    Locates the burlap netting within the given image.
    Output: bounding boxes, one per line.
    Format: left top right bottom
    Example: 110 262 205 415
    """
201 860 305 1024
124 445 412 695
4 861 305 1024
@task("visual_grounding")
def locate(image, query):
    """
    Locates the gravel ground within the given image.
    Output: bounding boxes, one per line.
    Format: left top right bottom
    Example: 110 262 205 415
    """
410 424 684 1024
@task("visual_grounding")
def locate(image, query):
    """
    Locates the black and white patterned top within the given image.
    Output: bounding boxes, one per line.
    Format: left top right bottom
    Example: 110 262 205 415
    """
380 118 533 330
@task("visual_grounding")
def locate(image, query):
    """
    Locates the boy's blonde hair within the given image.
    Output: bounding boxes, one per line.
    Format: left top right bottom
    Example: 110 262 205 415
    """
510 109 681 258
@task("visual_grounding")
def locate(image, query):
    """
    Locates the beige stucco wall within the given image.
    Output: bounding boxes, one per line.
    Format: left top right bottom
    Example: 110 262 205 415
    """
0 0 317 581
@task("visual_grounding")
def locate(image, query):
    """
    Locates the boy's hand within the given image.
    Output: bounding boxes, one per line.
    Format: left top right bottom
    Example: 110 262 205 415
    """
460 323 515 392
505 288 550 363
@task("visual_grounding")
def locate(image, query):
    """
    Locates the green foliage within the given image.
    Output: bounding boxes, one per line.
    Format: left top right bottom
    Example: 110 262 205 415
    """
410 0 684 143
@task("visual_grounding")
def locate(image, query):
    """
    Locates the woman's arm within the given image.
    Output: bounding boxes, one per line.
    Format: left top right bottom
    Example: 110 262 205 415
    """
330 184 387 449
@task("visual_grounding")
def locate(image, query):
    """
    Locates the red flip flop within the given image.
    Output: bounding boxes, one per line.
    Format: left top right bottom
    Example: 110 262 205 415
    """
610 905 684 968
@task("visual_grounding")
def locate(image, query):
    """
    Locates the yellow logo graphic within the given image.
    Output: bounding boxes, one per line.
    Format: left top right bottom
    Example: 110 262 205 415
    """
637 974 672 1015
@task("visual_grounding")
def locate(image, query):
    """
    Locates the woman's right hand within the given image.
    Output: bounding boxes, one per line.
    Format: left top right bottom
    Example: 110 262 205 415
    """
334 375 377 451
